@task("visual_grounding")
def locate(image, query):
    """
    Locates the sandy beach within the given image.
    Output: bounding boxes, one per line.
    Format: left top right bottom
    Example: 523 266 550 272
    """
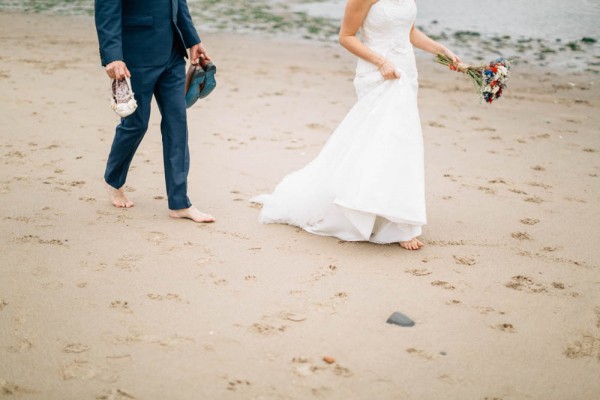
1 11 599 400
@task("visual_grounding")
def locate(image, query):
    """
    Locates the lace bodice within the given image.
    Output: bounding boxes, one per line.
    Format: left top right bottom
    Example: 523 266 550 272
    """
354 0 419 98
361 0 417 54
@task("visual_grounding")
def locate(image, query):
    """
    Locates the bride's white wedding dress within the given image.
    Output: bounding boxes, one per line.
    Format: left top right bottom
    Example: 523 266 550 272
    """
252 0 425 244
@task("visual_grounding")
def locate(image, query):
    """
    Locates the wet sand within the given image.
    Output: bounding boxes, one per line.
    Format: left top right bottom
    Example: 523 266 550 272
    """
1 12 599 400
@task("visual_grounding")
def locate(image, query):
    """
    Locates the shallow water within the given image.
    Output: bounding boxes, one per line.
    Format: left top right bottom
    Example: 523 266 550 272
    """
294 0 600 43
292 0 600 71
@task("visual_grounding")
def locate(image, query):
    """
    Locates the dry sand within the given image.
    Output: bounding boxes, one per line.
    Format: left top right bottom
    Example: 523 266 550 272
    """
1 12 599 400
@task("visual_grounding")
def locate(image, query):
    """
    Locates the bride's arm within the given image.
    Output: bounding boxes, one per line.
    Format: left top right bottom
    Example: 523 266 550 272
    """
339 0 400 79
410 25 463 64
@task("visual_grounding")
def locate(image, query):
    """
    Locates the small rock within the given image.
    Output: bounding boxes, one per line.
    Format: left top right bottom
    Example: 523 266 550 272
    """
386 312 415 327
323 356 335 364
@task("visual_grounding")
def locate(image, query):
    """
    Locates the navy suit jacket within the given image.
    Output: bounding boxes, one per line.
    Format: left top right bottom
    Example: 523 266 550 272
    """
95 0 201 67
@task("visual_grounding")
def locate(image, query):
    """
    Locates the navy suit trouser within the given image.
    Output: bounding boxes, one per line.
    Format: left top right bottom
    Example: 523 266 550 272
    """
104 44 191 210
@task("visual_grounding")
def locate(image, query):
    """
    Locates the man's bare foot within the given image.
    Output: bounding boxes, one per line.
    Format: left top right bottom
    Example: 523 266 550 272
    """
399 238 424 251
105 182 134 208
169 206 215 223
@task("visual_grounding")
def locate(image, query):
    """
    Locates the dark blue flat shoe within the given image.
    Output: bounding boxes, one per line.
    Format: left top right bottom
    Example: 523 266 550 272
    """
198 62 216 100
185 60 217 108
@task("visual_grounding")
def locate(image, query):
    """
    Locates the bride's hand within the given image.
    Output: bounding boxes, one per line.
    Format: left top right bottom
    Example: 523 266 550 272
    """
378 60 401 80
442 47 463 66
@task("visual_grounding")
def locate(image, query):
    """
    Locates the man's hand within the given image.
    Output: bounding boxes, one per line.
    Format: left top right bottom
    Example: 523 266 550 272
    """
105 61 131 80
189 43 210 66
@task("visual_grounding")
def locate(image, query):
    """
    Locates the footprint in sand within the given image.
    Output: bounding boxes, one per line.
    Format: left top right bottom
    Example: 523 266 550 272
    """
428 121 446 128
63 343 90 354
511 232 532 240
564 196 587 203
564 334 600 361
226 379 252 392
14 235 67 246
0 381 35 396
306 123 330 132
453 255 476 266
492 323 516 333
478 186 496 195
474 305 506 315
96 388 136 400
425 239 466 247
110 300 132 313
249 322 287 335
509 188 528 195
147 293 182 302
505 275 547 293
60 360 117 383
309 264 338 283
8 337 33 353
476 127 497 132
524 196 544 204
431 281 456 290
143 231 167 244
114 254 142 271
488 178 507 185
406 348 436 360
406 268 432 276
291 357 352 378
527 181 552 189
520 218 539 225
333 364 353 377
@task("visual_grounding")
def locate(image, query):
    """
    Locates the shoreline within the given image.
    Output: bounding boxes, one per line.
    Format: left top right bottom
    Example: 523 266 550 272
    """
1 11 599 400
0 3 598 73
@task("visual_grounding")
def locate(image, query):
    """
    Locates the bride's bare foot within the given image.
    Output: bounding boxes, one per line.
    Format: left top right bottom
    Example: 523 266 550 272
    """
399 238 424 251
105 182 134 208
169 206 215 223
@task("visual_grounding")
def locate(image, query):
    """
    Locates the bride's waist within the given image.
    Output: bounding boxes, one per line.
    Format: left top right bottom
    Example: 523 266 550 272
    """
356 50 416 74
364 40 414 55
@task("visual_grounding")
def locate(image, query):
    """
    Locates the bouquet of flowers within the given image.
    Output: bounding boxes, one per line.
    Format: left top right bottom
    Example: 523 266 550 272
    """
435 54 512 104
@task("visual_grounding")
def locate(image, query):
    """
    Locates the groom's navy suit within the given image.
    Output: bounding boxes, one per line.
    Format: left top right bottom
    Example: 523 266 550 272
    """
95 0 201 210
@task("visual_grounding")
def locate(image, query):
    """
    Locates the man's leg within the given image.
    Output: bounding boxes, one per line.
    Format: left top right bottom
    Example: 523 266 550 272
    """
104 67 158 207
154 51 214 222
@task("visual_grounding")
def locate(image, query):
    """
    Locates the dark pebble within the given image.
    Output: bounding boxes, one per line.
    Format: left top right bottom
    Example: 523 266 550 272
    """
386 312 415 327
